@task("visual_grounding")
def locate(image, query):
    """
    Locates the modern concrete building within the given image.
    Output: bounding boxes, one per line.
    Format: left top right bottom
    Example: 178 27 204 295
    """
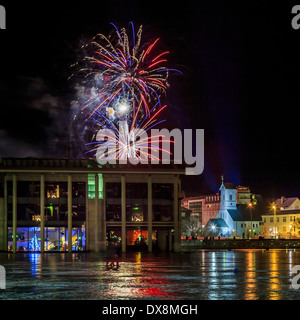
202 193 220 226
181 196 205 223
181 193 220 227
0 158 185 253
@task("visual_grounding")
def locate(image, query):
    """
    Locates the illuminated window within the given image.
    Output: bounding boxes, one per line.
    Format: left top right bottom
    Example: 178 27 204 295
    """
88 174 103 199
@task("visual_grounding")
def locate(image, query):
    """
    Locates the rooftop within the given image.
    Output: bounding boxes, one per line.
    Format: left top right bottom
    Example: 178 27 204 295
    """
182 195 206 202
262 209 300 216
274 197 298 208
208 218 229 228
223 183 236 190
0 157 187 175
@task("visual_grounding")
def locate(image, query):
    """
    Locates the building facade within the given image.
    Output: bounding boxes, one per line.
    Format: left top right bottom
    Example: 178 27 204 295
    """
261 198 300 238
236 186 252 205
201 193 220 226
181 196 205 223
0 158 185 253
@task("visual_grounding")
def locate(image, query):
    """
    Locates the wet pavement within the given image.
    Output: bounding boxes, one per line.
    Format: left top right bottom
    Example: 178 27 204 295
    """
0 249 300 300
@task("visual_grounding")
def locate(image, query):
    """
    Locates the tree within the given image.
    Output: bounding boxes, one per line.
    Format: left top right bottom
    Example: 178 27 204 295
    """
292 218 300 238
182 218 202 238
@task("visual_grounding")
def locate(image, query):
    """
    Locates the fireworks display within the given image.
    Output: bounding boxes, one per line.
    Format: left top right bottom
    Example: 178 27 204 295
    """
71 22 182 161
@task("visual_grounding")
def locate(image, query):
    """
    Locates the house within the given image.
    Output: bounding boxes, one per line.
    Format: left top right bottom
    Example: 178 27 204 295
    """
261 198 300 238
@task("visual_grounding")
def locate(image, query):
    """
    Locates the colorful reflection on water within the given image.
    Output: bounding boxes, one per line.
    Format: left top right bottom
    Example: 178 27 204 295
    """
0 249 300 300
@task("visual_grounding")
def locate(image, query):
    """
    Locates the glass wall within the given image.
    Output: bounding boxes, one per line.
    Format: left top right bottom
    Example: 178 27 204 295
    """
46 182 67 199
8 227 41 252
126 228 157 247
106 228 122 246
126 183 147 222
106 205 121 222
106 183 121 221
152 184 174 222
88 174 103 199
126 204 147 222
8 226 86 252
153 183 173 200
153 204 173 222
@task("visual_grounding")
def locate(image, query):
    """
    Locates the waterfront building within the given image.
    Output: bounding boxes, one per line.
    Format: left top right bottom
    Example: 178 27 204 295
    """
0 158 185 253
261 199 300 238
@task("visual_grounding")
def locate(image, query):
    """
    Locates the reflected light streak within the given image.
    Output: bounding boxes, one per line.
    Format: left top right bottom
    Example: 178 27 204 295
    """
244 251 257 300
29 253 42 278
269 250 281 300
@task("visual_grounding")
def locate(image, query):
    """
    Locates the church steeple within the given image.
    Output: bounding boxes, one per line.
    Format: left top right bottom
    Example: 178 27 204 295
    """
219 176 237 210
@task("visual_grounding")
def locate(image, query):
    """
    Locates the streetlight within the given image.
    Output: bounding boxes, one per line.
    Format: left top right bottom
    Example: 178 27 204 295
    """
289 225 292 239
272 203 277 239
248 202 253 239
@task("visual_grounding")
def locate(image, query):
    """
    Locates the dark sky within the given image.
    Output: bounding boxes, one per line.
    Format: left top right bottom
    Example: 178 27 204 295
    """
0 1 300 199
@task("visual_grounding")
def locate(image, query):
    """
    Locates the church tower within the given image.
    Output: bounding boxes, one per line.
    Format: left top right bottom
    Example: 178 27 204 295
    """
219 175 237 210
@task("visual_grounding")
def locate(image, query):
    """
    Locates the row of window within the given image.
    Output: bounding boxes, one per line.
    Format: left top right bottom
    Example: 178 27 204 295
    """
5 178 173 201
106 204 174 222
107 228 158 246
106 183 174 200
7 204 86 221
240 223 259 228
263 216 297 223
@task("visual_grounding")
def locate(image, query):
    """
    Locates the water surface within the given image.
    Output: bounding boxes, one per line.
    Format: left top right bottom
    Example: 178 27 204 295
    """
0 249 299 300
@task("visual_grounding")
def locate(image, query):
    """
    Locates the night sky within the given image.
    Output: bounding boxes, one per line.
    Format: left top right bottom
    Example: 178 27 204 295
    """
0 1 300 199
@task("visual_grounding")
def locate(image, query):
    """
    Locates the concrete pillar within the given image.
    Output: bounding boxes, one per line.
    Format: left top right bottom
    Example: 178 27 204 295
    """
68 174 72 253
85 176 89 251
121 175 126 253
95 174 99 252
102 177 106 251
168 229 173 252
12 174 17 253
148 175 152 253
3 175 7 251
40 174 45 252
173 176 180 252
157 229 167 251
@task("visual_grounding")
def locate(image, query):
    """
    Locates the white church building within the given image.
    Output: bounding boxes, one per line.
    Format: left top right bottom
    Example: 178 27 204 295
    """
206 177 262 238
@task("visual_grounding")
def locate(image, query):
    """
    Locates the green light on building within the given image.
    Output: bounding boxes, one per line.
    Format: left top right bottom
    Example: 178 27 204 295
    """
88 174 103 199
46 206 54 216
